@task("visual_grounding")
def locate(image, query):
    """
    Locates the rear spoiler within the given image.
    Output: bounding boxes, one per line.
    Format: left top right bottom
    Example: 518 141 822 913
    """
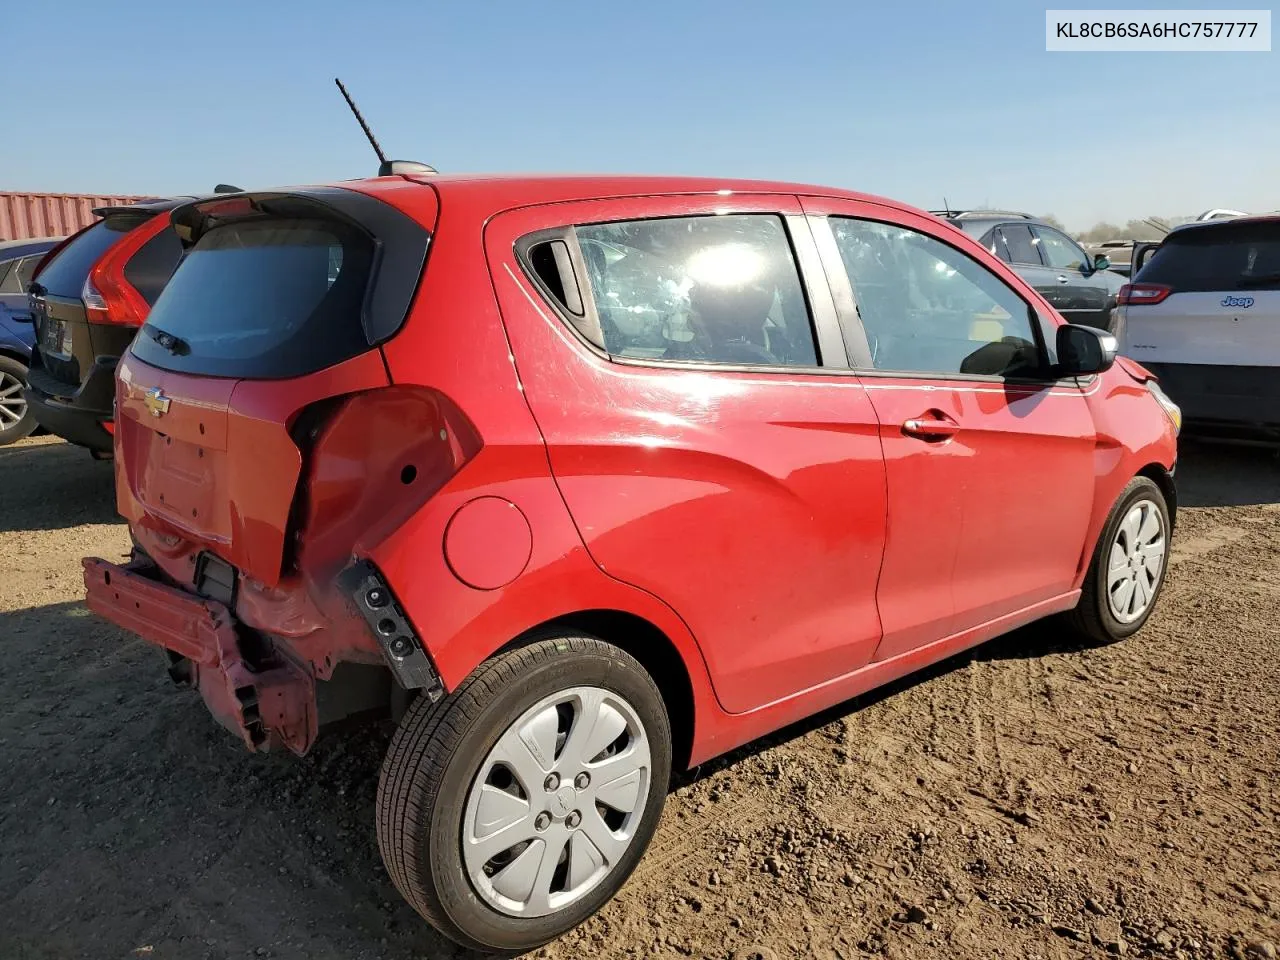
168 187 432 345
91 187 240 219
90 198 177 218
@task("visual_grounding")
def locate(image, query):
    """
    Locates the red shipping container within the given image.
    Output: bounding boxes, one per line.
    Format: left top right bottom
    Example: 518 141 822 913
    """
0 191 154 241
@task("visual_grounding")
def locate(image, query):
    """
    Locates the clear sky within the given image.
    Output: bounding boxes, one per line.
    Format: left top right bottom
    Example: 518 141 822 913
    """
7 0 1277 230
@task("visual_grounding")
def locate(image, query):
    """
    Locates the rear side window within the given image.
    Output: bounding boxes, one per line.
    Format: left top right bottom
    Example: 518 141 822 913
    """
553 214 817 367
123 226 183 305
131 217 375 379
0 258 16 292
1137 222 1280 292
15 256 42 291
996 224 1043 265
33 216 148 298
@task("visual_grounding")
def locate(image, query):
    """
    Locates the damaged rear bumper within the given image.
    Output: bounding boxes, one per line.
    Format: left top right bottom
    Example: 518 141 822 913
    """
83 556 317 754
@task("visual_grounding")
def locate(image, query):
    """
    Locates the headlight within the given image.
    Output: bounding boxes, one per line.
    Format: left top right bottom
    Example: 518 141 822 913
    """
1147 380 1181 434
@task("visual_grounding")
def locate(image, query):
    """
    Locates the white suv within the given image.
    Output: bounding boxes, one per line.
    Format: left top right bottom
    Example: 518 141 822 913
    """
1116 215 1280 438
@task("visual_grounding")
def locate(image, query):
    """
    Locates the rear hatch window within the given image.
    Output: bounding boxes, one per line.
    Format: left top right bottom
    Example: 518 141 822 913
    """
130 190 431 380
33 214 152 298
1136 221 1280 292
134 218 373 379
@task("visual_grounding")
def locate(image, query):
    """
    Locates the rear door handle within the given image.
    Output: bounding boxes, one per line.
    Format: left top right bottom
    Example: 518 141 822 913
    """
1057 275 1071 283
902 412 960 441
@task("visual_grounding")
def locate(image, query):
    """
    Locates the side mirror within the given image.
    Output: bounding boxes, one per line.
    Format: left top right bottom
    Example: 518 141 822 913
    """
1093 254 1111 272
1057 324 1117 376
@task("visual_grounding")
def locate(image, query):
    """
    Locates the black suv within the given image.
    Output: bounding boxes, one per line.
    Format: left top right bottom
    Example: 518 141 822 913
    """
935 211 1124 331
25 198 189 454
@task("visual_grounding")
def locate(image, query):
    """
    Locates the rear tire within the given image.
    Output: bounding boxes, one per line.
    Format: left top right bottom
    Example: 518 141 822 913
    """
376 635 672 954
1065 476 1170 645
0 356 37 446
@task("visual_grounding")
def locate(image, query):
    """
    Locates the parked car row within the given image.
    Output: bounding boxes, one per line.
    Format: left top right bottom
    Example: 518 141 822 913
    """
51 167 1183 953
932 210 1126 331
0 237 62 443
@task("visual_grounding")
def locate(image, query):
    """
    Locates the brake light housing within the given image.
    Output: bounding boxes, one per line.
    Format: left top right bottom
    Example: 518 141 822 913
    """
1117 283 1172 306
82 213 171 326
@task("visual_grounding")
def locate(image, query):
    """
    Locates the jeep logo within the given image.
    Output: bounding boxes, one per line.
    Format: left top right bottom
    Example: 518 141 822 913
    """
1221 296 1254 309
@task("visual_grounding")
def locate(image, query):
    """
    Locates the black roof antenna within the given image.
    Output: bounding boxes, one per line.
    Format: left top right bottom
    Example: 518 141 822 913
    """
334 78 436 177
942 196 953 218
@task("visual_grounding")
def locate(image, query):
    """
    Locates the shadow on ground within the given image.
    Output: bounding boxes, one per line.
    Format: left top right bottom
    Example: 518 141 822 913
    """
0 600 481 960
680 617 1083 788
0 596 1074 960
0 438 117 533
1175 438 1280 508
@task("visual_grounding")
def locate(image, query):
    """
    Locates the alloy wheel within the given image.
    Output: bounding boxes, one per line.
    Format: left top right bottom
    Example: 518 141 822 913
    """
0 371 27 429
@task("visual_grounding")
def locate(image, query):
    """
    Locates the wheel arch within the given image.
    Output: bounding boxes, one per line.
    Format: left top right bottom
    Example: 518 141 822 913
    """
0 346 30 367
1136 461 1177 528
504 609 697 772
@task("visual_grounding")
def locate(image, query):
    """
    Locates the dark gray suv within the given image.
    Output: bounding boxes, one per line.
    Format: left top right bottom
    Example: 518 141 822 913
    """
935 211 1124 331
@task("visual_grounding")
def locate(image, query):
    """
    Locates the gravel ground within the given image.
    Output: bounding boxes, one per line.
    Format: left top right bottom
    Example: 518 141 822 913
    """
1 434 1278 960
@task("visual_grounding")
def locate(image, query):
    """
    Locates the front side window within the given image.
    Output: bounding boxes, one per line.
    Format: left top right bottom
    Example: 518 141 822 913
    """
829 217 1042 378
572 215 817 367
1036 226 1089 272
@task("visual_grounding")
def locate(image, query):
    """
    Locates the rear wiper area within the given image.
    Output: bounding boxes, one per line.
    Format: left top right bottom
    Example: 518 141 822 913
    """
144 323 190 355
1238 273 1280 287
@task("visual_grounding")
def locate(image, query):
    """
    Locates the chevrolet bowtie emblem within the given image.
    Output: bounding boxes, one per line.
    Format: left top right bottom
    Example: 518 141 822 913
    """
143 387 171 418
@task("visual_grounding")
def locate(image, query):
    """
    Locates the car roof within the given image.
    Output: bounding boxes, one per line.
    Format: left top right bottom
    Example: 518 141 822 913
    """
0 236 63 257
931 212 1049 237
1165 213 1280 238
349 172 928 220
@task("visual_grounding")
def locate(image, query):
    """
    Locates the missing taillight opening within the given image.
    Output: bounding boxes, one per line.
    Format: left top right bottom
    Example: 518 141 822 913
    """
286 386 482 577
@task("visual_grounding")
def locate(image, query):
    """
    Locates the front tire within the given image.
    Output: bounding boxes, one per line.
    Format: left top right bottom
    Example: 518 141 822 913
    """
376 635 672 954
1065 475 1171 644
0 356 37 446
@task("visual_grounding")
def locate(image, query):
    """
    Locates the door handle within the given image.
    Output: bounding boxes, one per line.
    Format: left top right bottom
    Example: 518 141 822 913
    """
1057 275 1071 283
902 412 960 441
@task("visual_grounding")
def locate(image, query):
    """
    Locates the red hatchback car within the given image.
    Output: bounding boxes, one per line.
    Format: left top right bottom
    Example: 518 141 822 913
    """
83 174 1179 953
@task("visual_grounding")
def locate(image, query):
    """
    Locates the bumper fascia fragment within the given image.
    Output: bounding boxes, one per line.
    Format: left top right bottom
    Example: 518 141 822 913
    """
83 557 317 754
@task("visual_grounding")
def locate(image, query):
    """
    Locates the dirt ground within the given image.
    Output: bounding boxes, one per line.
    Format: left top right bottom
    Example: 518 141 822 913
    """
2 434 1278 960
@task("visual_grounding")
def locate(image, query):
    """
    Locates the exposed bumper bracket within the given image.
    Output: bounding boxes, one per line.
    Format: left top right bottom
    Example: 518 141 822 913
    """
338 559 445 701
